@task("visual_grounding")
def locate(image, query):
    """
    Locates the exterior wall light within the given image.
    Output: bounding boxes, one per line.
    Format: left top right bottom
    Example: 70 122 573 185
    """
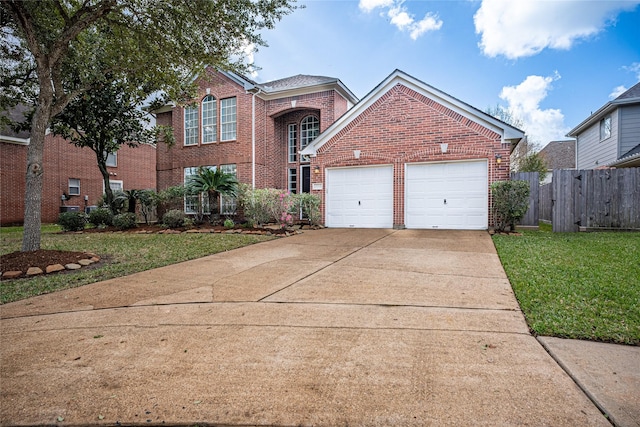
495 153 502 164
313 166 320 174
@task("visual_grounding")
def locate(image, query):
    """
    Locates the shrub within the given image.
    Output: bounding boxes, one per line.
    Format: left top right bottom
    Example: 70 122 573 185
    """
224 218 235 228
88 207 113 227
293 193 322 225
491 180 530 232
112 212 137 230
237 184 278 226
162 209 186 229
58 211 87 232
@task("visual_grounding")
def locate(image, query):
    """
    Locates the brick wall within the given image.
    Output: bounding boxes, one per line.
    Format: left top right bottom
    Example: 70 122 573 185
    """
1 136 156 225
309 84 511 227
156 70 353 193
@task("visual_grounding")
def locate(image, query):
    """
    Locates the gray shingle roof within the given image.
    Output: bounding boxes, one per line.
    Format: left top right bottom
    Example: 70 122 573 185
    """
259 75 338 92
0 104 31 139
539 140 576 169
615 82 640 100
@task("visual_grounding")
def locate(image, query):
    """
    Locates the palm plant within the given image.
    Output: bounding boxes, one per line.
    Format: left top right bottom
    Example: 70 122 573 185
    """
188 167 239 223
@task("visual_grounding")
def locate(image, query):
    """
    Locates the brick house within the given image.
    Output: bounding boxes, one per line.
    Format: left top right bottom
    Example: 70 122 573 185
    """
153 69 358 214
156 69 524 229
1 115 156 225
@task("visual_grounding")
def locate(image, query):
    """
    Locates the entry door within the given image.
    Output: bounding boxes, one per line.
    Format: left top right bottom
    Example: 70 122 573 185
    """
325 165 393 228
405 160 488 229
301 165 310 193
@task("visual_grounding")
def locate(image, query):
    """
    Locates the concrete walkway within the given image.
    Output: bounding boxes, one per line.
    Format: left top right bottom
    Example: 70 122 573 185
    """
0 229 613 426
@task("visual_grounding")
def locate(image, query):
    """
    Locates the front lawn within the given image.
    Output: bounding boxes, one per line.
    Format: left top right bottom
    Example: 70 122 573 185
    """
1 226 274 304
492 224 639 345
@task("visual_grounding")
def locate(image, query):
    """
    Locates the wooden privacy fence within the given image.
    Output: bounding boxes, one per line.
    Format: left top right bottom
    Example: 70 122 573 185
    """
550 168 640 232
510 172 539 226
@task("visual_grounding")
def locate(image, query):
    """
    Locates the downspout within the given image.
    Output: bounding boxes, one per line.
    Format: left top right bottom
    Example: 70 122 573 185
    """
251 89 262 189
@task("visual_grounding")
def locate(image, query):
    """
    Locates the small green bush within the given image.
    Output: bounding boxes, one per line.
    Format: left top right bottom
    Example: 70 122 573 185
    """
293 193 322 225
58 211 87 232
491 180 530 232
162 209 186 229
112 212 137 230
223 218 235 228
88 207 113 227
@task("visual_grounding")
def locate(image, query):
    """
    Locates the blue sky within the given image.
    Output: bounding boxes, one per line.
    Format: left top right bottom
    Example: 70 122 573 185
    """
250 0 640 147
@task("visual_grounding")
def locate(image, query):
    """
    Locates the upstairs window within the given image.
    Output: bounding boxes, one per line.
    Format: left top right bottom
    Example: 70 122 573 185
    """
300 116 319 149
106 152 117 167
184 105 199 146
288 124 297 163
202 95 217 144
600 116 611 141
220 97 237 141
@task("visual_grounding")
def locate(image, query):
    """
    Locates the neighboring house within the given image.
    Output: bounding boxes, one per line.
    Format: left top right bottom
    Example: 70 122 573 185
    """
567 82 640 169
1 111 156 225
158 68 524 230
538 139 576 184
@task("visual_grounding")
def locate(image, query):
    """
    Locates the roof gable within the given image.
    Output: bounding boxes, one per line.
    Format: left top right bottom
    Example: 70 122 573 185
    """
301 69 524 156
568 81 640 137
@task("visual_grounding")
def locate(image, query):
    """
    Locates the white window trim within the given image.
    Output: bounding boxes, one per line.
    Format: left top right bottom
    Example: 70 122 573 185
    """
106 152 117 167
104 179 123 193
68 178 80 196
220 97 237 142
202 95 217 144
600 116 612 141
288 123 297 163
184 166 216 214
184 105 199 146
288 167 297 194
300 115 319 149
220 163 237 215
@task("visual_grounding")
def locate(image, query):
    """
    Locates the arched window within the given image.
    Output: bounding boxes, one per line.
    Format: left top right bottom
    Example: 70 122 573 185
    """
184 104 199 146
300 116 319 149
202 95 217 143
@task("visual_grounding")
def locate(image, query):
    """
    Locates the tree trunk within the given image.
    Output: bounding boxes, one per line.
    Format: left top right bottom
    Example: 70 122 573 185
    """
21 89 53 251
97 160 114 213
209 191 219 224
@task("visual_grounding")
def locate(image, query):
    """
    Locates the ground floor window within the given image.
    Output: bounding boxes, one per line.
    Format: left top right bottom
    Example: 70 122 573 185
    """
220 163 237 215
105 180 123 193
68 178 80 196
288 168 298 194
184 166 215 214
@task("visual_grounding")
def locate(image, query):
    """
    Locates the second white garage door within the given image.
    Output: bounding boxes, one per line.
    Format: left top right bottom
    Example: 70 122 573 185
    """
405 160 488 230
325 165 393 228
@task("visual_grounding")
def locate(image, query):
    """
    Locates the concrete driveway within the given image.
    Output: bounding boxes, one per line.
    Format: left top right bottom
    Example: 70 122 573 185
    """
0 229 608 426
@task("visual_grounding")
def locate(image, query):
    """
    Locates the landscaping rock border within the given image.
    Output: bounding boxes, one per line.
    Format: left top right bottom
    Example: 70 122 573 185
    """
1 253 101 280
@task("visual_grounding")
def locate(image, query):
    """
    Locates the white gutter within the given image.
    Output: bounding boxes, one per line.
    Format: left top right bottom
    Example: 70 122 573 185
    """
251 88 262 189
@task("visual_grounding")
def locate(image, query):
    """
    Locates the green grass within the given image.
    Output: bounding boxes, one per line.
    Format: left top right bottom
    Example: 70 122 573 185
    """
493 224 639 345
1 226 274 304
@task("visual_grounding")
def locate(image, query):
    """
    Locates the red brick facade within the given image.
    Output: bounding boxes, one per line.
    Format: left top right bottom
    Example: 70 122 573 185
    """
302 72 522 228
155 71 352 195
156 70 522 228
1 136 156 225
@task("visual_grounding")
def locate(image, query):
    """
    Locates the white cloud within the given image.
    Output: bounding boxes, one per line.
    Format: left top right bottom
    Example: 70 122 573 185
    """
474 0 640 59
359 0 443 40
609 85 627 99
623 62 640 80
359 0 394 13
499 73 569 144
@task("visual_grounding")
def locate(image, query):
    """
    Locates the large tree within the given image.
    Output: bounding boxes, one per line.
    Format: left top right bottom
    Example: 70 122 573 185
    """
0 0 296 251
50 79 157 213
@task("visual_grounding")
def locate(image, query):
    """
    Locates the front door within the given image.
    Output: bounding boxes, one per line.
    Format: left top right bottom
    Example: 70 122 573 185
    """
301 165 310 193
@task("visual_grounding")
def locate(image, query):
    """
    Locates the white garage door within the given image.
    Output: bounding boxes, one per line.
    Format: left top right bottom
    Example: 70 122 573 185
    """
326 165 393 228
405 160 488 230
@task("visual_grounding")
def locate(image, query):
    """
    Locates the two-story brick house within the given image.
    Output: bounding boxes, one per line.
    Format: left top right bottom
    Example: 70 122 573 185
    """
153 69 358 215
155 69 524 229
